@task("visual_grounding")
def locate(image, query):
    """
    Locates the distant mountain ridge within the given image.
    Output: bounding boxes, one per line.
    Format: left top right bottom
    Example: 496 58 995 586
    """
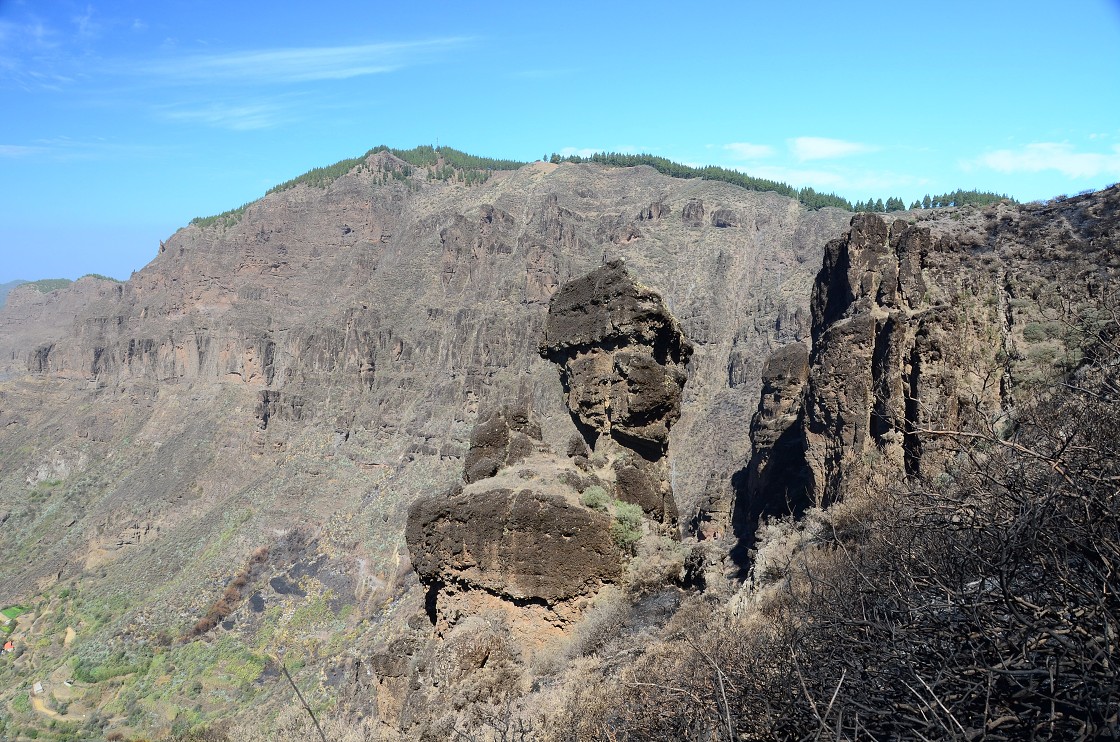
192 145 1014 228
0 276 121 309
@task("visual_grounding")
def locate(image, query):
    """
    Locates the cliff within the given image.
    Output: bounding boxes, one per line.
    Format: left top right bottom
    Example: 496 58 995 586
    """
736 185 1120 553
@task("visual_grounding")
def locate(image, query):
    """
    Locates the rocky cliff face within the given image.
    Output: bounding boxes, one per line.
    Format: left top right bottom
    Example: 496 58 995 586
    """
0 154 846 597
736 186 1120 553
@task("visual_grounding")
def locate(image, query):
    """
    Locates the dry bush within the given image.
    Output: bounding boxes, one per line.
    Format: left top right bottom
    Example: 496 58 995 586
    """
172 706 399 742
183 545 271 639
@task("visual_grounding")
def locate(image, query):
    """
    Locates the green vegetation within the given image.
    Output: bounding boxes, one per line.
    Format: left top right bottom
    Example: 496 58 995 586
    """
26 278 73 293
72 644 153 683
11 692 30 713
1 606 28 621
1023 320 1065 342
910 189 1013 210
266 155 369 194
79 273 120 282
579 486 610 511
189 203 252 229
191 144 1020 226
610 501 644 552
577 488 644 552
549 151 852 210
264 144 523 197
376 144 523 172
1 605 25 637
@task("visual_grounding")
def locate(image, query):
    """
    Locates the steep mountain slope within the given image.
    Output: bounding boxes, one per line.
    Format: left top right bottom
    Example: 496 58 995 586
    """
0 152 848 737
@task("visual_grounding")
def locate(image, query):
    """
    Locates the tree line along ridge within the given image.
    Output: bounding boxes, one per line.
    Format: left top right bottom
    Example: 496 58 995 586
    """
190 145 1013 228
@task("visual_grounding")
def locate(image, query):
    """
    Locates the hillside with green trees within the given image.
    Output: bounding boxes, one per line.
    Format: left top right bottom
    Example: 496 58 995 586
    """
548 151 854 210
191 145 1015 227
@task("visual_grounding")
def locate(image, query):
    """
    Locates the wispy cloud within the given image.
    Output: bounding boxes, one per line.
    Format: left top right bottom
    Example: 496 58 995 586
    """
789 136 877 161
157 100 292 131
744 164 928 196
141 38 472 84
972 142 1120 179
0 144 48 157
0 137 168 161
0 17 61 50
748 165 846 188
73 5 101 39
724 142 774 159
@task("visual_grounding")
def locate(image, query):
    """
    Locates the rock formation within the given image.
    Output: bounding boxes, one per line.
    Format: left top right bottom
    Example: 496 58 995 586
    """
736 187 1120 555
541 259 692 526
407 261 691 636
461 405 545 484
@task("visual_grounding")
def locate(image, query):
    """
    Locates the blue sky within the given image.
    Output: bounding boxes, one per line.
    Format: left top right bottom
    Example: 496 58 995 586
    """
2 0 1119 282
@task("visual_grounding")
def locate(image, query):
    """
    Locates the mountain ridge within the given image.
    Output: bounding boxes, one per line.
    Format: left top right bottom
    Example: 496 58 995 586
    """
193 145 1014 229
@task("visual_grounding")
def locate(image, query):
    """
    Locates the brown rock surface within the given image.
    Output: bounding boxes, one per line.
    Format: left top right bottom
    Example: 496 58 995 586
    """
407 485 621 605
736 187 1120 556
541 260 692 456
462 403 546 484
0 160 845 588
541 261 691 527
407 261 693 634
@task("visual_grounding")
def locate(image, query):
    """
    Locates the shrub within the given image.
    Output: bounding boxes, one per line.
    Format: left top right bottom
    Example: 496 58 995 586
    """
1023 320 1064 342
610 501 644 552
579 486 609 511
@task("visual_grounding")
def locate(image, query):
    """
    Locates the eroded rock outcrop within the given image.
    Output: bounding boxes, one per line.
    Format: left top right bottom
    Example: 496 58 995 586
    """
541 259 693 527
406 408 619 637
462 404 546 484
406 261 692 636
736 189 1120 557
407 484 621 611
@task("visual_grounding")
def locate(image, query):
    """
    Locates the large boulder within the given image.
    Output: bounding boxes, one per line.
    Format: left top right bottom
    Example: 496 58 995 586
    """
406 487 621 605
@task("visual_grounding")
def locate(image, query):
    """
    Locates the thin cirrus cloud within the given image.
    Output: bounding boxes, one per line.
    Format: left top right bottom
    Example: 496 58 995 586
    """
789 137 878 162
158 101 292 131
724 142 775 159
974 142 1120 180
140 38 472 85
0 144 48 157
